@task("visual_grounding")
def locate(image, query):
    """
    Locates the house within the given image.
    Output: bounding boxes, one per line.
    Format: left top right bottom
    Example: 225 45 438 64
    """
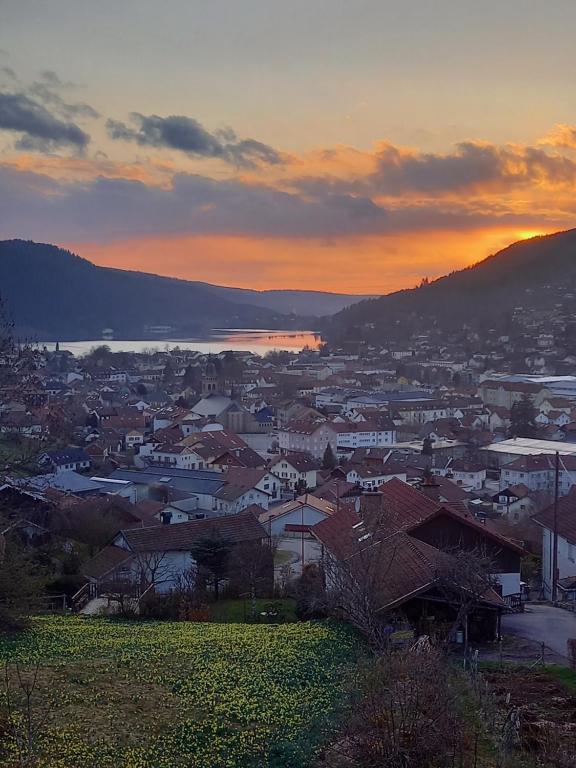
278 418 397 460
491 484 541 521
82 510 268 594
498 454 576 496
311 505 506 641
358 479 524 597
125 429 145 449
477 380 549 410
214 468 281 514
533 492 576 599
345 463 407 490
190 394 253 432
40 448 91 474
268 453 321 492
259 494 337 572
433 458 486 491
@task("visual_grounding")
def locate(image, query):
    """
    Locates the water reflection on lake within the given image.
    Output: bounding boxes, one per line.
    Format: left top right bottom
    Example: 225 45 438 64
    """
44 329 321 356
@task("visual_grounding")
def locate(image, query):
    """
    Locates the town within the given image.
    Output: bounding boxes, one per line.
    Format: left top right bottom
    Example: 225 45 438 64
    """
4 322 576 762
3 1 576 763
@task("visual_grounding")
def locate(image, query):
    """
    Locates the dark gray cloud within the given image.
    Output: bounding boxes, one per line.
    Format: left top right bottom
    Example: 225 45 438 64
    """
370 141 576 193
0 67 99 152
292 140 576 200
29 79 99 121
0 164 556 246
0 92 90 151
107 112 281 168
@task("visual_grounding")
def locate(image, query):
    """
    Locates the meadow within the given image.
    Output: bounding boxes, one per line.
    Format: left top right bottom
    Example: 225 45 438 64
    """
0 616 358 768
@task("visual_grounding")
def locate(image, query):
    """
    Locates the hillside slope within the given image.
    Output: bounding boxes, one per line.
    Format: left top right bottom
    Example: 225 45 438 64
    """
0 240 285 340
326 229 576 343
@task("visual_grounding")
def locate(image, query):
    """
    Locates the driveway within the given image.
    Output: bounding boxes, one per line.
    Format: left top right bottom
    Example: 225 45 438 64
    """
502 603 576 661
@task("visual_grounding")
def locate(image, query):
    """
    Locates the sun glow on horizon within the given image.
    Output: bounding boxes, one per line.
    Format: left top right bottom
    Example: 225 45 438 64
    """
516 229 547 241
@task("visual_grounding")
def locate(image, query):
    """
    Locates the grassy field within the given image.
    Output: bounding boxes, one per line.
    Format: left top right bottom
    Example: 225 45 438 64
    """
0 616 358 768
210 598 297 623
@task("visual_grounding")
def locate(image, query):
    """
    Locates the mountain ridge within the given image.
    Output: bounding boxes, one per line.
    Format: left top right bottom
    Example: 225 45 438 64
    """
325 228 576 345
0 240 369 340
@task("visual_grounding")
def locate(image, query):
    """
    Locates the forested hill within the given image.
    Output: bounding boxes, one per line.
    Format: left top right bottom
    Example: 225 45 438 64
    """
0 240 364 340
325 229 576 345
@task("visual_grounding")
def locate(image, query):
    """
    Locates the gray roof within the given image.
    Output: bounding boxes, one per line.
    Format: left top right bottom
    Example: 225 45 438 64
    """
15 471 103 495
109 468 225 497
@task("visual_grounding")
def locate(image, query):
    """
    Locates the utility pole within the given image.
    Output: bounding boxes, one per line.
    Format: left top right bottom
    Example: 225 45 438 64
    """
552 451 560 602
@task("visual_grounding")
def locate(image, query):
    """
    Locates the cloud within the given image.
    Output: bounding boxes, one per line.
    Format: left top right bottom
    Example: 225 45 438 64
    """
0 162 559 248
371 141 576 193
107 112 281 168
29 75 99 121
0 92 90 151
539 124 576 150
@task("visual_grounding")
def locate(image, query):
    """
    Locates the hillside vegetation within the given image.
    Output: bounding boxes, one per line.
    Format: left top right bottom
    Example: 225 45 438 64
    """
326 229 576 344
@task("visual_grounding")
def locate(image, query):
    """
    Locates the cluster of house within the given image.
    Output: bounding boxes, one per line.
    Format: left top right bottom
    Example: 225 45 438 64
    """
5 342 576 618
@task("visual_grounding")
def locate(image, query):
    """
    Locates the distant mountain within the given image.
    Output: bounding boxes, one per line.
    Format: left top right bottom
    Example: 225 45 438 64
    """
0 240 366 341
325 229 576 345
197 284 372 316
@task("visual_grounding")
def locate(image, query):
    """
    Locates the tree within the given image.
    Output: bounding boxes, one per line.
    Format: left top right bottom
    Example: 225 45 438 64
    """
0 538 47 633
336 649 468 768
421 437 433 456
319 532 400 652
162 359 174 385
182 364 199 389
229 540 275 618
509 393 537 438
190 535 232 601
2 660 57 767
322 443 337 471
435 547 496 657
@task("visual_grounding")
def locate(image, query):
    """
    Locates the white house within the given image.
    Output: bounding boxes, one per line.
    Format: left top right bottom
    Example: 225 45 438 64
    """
278 419 397 460
83 511 268 595
433 459 486 491
259 494 336 573
268 453 321 492
345 465 407 489
533 494 576 600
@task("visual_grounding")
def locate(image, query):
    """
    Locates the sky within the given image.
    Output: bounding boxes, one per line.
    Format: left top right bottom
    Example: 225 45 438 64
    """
1 0 576 294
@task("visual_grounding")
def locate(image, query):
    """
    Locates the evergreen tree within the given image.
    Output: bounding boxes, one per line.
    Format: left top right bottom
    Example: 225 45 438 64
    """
190 535 232 601
322 443 337 471
509 393 537 438
421 437 434 456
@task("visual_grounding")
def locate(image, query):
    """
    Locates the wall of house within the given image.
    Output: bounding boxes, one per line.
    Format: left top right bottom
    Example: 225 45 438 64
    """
218 488 269 514
541 528 576 599
413 515 521 574
266 506 328 537
493 571 521 597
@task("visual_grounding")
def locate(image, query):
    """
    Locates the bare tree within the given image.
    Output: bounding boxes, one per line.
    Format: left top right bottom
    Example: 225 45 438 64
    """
334 648 468 768
435 547 497 657
229 539 275 618
317 535 399 652
133 550 175 590
2 660 56 767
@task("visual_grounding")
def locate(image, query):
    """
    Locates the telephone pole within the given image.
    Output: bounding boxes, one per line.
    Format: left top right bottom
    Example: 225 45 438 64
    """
552 451 560 602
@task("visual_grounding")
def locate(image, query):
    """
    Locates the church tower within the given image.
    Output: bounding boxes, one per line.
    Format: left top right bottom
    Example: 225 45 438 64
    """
202 359 218 396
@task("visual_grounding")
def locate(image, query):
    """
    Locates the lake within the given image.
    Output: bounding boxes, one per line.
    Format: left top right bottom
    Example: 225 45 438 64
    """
43 329 321 356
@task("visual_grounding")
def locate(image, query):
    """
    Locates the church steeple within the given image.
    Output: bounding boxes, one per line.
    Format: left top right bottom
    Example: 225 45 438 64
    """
202 358 218 396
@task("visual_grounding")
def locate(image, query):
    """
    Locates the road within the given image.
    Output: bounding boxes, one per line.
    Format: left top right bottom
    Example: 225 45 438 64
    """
502 603 576 660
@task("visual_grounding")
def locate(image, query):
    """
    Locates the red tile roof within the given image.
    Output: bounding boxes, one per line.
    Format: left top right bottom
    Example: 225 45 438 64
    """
119 510 267 552
533 494 576 545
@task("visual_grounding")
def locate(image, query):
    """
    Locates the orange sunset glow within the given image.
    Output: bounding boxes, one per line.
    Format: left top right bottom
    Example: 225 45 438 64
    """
2 2 576 294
